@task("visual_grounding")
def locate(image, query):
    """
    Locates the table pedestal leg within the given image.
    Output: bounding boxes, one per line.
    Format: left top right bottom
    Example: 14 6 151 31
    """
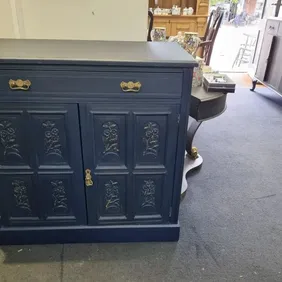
181 120 204 200
181 153 203 199
186 120 202 159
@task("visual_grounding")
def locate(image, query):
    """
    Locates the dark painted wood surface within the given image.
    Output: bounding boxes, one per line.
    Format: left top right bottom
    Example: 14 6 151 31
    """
0 224 180 245
190 87 227 121
0 104 86 227
0 70 183 98
80 102 179 225
0 39 195 244
0 39 197 68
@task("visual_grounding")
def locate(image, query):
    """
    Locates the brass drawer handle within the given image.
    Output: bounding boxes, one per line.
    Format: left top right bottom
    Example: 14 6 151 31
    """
9 79 31 91
85 169 93 187
120 81 141 93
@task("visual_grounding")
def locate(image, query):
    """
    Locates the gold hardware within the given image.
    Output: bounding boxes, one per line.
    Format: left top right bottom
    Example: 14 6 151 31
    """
85 169 93 187
9 79 31 91
120 81 141 93
189 147 199 160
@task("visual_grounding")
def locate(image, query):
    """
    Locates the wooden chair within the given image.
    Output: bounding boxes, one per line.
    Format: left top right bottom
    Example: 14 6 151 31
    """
147 11 154 42
196 8 224 65
232 33 257 68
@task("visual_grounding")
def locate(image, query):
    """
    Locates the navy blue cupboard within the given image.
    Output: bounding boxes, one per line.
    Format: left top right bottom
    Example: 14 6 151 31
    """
0 39 196 244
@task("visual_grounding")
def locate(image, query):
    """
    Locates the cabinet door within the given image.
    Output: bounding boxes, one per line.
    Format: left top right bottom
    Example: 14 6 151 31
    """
263 37 282 90
153 19 171 36
171 21 197 36
80 102 179 225
0 104 86 227
255 33 275 82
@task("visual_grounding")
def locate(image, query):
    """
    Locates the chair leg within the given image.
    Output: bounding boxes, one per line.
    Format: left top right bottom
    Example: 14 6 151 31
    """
206 48 212 66
250 79 258 91
238 48 246 67
232 49 240 68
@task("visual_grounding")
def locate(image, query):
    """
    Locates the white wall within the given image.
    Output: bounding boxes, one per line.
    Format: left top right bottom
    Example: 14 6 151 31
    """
0 0 148 41
0 0 17 38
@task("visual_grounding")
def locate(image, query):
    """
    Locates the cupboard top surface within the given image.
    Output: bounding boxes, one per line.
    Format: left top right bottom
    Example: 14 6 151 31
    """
0 39 197 68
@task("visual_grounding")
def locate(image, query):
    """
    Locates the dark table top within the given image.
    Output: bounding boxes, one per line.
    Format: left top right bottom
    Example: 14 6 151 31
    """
190 87 227 121
0 39 197 68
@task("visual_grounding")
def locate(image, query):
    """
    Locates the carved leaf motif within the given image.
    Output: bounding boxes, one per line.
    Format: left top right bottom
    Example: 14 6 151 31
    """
102 122 119 156
0 120 22 158
143 122 160 157
105 180 120 213
51 180 68 213
43 120 62 157
141 179 156 209
12 180 31 213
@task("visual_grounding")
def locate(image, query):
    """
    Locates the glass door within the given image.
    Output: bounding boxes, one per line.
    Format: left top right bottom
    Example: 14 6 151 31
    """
210 0 265 72
250 0 281 75
210 0 281 72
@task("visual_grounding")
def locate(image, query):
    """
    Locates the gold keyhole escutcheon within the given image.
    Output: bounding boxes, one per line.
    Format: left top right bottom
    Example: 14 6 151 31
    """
85 169 93 187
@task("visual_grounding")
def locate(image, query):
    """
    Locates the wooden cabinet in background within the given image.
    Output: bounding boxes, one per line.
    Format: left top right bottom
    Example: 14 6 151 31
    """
255 18 282 95
154 15 208 37
149 0 209 37
171 18 197 35
154 19 172 35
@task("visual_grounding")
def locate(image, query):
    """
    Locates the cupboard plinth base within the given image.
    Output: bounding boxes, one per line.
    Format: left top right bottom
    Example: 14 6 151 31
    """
0 224 180 245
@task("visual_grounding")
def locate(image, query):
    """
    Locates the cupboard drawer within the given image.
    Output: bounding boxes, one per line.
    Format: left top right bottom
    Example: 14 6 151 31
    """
266 20 279 35
0 70 183 97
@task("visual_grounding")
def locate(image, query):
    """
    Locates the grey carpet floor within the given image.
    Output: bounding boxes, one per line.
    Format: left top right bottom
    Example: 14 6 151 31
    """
0 87 282 282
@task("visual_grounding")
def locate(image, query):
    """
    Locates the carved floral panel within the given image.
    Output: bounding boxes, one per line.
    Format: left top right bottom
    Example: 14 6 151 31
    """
143 122 160 158
12 180 31 213
102 121 119 157
0 120 22 159
42 120 63 158
51 180 68 214
104 180 121 213
141 179 156 209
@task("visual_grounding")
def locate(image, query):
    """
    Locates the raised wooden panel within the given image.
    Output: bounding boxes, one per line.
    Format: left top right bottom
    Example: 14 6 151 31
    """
133 113 170 168
153 15 208 37
2 173 40 226
37 173 77 223
90 113 128 169
197 17 207 37
96 174 128 221
85 171 129 225
153 19 171 36
28 112 70 167
0 103 86 227
134 174 165 219
197 0 209 15
0 111 30 168
171 22 197 35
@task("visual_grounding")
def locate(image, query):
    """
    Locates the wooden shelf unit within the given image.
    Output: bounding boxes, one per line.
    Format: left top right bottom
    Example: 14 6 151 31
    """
149 0 209 37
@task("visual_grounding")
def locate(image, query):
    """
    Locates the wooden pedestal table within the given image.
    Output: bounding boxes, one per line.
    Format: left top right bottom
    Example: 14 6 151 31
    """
181 87 228 198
